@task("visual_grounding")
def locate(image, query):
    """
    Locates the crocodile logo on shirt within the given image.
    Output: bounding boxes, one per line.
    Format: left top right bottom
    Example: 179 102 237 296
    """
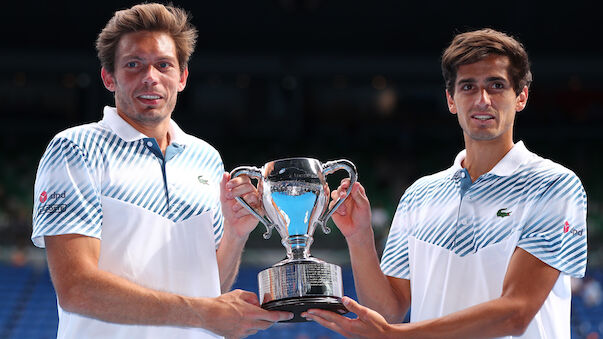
197 175 209 185
496 208 511 217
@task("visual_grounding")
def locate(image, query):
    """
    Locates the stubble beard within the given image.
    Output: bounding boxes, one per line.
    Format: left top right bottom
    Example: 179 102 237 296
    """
115 94 176 127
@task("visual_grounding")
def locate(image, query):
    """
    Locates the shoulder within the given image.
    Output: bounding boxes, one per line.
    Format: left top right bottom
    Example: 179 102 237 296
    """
36 123 111 179
184 134 220 153
518 153 585 204
395 167 455 212
405 167 455 197
50 122 113 152
182 134 222 161
38 122 116 174
520 154 583 189
177 134 224 182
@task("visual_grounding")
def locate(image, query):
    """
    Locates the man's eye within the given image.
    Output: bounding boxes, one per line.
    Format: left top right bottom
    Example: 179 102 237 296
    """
126 62 137 68
492 83 504 89
159 62 170 68
462 84 473 91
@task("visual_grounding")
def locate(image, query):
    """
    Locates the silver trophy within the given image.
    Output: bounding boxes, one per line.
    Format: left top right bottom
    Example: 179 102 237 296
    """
231 158 357 322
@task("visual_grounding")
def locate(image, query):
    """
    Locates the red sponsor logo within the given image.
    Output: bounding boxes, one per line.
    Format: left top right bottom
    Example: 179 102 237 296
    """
563 221 570 233
564 221 584 236
39 191 48 203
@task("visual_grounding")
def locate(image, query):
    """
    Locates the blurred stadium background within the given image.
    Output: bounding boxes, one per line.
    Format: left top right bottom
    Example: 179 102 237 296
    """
1 1 602 338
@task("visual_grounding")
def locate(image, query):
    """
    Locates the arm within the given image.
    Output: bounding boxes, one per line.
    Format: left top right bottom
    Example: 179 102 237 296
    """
216 172 263 292
216 229 246 293
304 247 560 338
330 180 410 322
46 233 291 338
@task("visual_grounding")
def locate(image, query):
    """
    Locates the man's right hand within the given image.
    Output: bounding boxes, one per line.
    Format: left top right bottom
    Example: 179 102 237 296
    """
329 179 373 244
197 289 293 339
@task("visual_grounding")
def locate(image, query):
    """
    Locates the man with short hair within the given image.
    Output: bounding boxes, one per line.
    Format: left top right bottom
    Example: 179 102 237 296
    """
303 28 587 338
32 3 291 338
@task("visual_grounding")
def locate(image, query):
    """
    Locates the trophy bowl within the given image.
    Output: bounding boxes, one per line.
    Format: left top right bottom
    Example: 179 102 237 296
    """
231 157 357 322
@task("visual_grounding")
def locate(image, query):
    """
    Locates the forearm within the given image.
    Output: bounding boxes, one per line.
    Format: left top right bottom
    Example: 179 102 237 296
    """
390 297 529 339
53 265 213 327
54 265 290 337
216 228 248 292
346 229 409 323
392 247 561 338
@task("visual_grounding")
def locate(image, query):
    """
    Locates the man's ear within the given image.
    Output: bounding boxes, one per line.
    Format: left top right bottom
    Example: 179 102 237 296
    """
446 90 457 114
178 67 189 92
515 86 529 112
101 67 116 92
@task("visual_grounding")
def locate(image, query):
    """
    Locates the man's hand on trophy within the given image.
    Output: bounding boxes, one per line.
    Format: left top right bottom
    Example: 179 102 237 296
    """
302 296 394 339
329 179 373 243
220 172 262 240
202 289 293 339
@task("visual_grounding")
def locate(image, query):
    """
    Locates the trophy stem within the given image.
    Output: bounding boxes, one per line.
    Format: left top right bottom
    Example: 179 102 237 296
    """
282 235 313 261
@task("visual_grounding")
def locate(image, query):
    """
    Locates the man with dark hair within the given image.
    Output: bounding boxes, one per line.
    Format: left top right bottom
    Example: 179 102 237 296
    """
303 28 587 338
32 3 291 338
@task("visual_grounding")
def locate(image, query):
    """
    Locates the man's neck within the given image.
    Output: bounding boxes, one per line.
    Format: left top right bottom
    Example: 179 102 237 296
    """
116 111 172 153
141 122 171 154
462 136 514 182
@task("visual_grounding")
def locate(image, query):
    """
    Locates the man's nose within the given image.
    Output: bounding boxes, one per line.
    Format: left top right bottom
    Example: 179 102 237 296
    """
476 88 492 108
142 65 159 86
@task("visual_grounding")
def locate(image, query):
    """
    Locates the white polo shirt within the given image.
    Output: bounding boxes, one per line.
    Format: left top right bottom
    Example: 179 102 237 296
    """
32 106 225 339
381 141 587 338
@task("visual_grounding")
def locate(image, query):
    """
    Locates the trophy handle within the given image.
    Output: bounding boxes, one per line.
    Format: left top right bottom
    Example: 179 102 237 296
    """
319 159 358 234
230 166 275 239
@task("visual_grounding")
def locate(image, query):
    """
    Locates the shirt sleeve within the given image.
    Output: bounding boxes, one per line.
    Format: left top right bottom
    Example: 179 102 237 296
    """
380 194 412 279
518 171 587 278
32 136 103 248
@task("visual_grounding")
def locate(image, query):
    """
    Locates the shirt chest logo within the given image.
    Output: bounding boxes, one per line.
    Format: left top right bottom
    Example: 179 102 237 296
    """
496 208 511 218
197 175 209 185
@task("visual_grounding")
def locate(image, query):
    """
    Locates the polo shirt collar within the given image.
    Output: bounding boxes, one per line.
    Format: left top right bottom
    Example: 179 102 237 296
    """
451 141 531 177
99 106 189 146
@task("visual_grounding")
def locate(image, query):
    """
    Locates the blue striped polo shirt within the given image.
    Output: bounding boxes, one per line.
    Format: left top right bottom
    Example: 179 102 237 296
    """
380 141 587 338
32 106 224 247
32 106 225 339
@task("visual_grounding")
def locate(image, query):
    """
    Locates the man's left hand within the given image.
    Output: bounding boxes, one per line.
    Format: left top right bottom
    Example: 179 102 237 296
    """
220 172 261 240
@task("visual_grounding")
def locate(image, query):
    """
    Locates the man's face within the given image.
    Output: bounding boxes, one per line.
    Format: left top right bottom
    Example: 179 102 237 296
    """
101 31 188 127
446 54 528 144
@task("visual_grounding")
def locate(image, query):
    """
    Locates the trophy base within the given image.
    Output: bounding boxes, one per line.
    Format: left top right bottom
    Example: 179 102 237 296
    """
258 260 346 322
262 296 348 322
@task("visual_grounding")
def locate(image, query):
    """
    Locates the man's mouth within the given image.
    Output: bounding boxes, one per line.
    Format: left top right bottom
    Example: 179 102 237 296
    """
472 114 494 121
139 94 161 100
